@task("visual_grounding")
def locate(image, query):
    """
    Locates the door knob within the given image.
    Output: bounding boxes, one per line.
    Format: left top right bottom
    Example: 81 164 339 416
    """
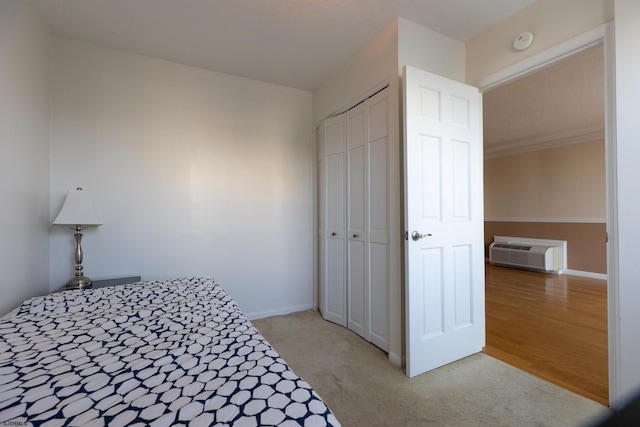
411 231 432 241
331 232 337 236
353 233 359 238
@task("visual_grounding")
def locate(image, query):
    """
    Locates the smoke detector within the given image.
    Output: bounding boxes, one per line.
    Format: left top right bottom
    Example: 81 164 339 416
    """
513 32 534 51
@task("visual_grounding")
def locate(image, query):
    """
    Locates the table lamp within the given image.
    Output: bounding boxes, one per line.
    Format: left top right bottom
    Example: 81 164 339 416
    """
53 187 102 290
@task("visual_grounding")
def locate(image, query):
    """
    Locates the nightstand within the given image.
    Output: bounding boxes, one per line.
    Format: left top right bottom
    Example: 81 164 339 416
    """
92 276 141 289
57 276 141 292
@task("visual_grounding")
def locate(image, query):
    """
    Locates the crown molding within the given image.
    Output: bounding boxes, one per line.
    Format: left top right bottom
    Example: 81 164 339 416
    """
484 126 604 159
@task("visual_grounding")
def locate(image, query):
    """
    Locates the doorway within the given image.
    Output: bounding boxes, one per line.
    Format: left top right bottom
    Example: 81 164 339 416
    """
480 40 609 404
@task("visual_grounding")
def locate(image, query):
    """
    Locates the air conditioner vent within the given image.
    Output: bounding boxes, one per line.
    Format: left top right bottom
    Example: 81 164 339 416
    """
491 243 532 251
489 241 560 273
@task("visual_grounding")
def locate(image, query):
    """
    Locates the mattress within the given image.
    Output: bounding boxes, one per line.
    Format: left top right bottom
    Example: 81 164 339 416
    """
0 278 340 426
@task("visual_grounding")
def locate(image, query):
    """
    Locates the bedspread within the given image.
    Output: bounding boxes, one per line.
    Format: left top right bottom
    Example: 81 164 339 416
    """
0 278 340 426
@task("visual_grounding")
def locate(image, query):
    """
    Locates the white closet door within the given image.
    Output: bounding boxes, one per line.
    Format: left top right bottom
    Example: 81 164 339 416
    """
367 89 390 352
347 102 368 339
318 86 391 354
321 114 347 327
317 124 326 318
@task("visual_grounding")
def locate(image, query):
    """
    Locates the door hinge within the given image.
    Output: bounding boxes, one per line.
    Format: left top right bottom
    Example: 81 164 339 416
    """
404 231 408 241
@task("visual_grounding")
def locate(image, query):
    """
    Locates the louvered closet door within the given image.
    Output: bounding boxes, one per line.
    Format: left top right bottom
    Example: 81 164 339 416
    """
320 114 347 327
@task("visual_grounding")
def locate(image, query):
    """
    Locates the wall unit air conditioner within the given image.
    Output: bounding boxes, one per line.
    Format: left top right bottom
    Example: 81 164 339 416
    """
489 242 560 273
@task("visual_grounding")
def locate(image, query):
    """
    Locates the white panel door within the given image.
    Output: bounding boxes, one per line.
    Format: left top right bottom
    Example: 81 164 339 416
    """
321 114 347 327
403 66 485 378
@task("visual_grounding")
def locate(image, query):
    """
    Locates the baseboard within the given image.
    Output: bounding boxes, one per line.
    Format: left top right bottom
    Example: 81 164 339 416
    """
246 303 314 321
389 352 405 368
486 259 606 280
565 269 607 281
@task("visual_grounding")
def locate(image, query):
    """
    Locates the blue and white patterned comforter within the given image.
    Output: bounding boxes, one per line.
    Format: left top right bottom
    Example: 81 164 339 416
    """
0 278 340 426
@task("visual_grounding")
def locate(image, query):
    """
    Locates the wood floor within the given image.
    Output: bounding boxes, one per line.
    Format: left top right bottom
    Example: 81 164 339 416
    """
484 263 609 406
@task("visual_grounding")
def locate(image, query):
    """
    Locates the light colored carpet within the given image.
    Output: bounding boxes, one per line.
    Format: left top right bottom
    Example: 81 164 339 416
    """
252 310 611 427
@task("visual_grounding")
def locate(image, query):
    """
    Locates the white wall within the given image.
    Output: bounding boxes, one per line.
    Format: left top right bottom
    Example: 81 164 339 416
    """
398 18 465 83
613 0 640 405
313 18 399 125
312 17 465 125
0 0 51 316
50 38 314 319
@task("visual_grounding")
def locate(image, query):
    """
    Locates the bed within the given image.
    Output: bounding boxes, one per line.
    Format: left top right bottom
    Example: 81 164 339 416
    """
0 278 340 426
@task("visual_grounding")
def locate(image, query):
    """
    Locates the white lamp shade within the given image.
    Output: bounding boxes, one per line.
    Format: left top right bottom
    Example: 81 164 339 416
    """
53 188 103 226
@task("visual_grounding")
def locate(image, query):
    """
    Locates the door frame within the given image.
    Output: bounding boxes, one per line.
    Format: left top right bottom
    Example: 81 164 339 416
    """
478 22 619 406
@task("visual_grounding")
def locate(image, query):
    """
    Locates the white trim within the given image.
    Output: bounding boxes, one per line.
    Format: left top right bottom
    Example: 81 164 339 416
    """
486 259 606 280
565 269 607 281
480 21 619 407
484 127 604 159
388 352 403 367
246 304 314 321
479 25 607 92
485 218 606 223
604 20 620 408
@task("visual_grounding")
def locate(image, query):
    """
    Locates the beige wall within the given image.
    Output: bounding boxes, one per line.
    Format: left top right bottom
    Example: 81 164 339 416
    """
485 222 607 274
485 140 605 220
484 140 606 274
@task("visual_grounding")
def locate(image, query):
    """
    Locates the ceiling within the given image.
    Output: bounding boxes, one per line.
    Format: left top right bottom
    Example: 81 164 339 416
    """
34 0 534 91
483 45 604 157
34 0 603 152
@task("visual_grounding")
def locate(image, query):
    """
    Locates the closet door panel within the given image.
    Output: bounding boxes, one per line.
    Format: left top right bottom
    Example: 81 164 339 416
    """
326 153 346 233
317 125 326 318
370 243 389 351
368 90 390 348
324 152 346 327
369 94 389 141
348 145 365 231
348 105 367 234
326 117 347 155
321 114 347 327
368 136 389 244
348 239 366 338
326 237 347 325
347 103 368 340
348 107 366 149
